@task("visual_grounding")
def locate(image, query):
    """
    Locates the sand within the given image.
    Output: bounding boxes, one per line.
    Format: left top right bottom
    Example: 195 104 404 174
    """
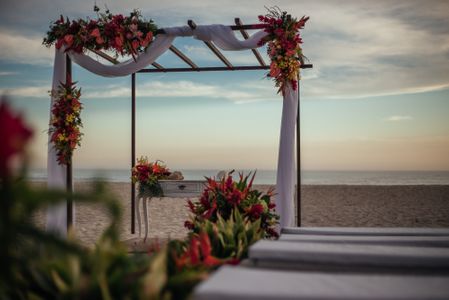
31 182 449 247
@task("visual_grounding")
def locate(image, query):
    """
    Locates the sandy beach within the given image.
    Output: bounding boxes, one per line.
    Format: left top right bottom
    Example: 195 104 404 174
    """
31 182 449 247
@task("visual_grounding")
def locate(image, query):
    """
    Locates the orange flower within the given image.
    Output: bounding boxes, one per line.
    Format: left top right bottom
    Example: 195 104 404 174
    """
90 28 100 38
63 34 74 47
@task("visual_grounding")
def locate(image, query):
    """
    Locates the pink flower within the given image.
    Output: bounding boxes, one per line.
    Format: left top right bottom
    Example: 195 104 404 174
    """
270 64 281 77
286 49 296 56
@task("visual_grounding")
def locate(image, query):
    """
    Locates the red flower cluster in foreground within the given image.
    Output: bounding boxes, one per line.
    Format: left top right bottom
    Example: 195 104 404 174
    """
174 232 223 270
186 172 279 238
258 8 308 94
49 80 83 165
0 100 33 176
43 7 157 61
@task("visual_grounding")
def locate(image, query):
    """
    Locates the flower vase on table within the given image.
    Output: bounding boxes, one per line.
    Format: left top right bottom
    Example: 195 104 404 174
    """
131 156 171 241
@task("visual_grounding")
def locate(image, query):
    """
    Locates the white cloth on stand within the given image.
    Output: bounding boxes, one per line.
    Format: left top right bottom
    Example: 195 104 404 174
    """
47 24 297 234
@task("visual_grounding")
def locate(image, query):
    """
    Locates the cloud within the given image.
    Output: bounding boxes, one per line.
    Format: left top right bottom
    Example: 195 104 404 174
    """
0 29 53 65
0 85 50 98
385 115 413 122
0 71 18 76
0 79 279 104
85 80 277 103
1 0 449 99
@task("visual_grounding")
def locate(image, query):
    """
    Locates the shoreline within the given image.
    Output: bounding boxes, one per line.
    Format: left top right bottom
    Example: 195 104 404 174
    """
30 182 449 247
27 179 449 187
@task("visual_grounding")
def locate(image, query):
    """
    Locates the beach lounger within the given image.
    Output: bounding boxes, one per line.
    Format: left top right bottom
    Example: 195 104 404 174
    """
281 227 449 236
248 240 449 273
193 265 449 300
279 234 449 247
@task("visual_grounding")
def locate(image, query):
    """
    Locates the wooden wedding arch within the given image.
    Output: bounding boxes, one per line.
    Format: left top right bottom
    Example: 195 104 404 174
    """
63 18 312 233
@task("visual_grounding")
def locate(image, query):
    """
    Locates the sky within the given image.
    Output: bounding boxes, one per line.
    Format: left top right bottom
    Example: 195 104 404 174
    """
0 0 448 171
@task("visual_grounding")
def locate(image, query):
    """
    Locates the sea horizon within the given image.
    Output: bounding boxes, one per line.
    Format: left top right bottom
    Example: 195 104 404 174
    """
27 168 449 186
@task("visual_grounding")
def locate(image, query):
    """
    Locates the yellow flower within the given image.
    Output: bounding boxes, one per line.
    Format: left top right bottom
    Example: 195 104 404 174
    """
66 114 74 123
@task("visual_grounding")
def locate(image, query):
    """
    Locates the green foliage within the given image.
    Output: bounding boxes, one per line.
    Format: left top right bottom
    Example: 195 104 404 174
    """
0 173 154 299
200 210 264 260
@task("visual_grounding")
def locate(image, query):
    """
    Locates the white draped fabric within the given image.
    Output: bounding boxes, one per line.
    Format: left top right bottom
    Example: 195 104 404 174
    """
47 24 297 235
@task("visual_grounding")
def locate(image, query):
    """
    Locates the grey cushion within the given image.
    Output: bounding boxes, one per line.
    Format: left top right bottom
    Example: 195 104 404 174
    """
279 234 449 247
282 227 449 236
193 266 449 300
249 240 449 272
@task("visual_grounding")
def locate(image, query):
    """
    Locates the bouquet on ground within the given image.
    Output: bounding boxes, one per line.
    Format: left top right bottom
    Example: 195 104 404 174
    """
131 156 171 197
185 171 279 238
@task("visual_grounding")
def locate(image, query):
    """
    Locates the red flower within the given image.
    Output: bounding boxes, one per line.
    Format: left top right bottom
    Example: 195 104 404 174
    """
55 39 64 49
0 100 33 176
115 36 123 48
132 40 139 51
247 203 264 219
187 200 195 213
175 232 223 270
184 220 195 230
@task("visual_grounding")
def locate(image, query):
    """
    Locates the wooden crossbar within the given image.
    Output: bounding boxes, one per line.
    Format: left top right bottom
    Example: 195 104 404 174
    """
234 18 266 67
169 45 198 69
188 19 233 69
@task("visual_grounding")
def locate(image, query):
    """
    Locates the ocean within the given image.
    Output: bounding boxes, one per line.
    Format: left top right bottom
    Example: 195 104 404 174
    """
28 169 449 185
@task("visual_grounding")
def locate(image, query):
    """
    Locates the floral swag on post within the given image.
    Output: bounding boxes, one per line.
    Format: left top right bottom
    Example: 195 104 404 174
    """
258 7 309 94
49 79 83 165
131 156 171 197
43 6 158 60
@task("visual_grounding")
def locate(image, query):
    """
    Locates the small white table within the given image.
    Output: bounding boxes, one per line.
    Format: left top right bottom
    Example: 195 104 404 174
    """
136 180 205 240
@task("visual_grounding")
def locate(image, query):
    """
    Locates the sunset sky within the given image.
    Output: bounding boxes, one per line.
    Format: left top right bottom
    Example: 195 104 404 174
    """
1 0 448 171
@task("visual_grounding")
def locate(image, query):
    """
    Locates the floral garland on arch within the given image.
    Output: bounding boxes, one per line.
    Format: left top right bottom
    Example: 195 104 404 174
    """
258 8 309 94
131 156 171 197
49 80 83 165
43 6 158 60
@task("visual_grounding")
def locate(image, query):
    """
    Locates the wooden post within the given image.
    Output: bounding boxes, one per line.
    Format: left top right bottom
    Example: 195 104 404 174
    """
66 55 73 230
296 74 301 227
131 73 136 234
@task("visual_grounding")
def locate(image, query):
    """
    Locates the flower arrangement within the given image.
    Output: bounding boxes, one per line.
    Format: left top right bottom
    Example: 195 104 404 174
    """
185 171 279 238
131 156 171 197
43 6 158 60
49 80 83 165
258 7 309 94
